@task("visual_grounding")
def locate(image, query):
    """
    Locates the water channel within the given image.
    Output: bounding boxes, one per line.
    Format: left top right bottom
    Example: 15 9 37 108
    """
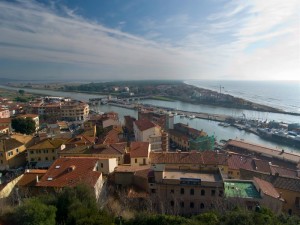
0 85 299 153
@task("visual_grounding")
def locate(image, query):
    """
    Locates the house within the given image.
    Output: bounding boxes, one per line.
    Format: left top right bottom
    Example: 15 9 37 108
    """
0 108 10 119
0 118 11 132
134 119 168 152
0 137 27 170
240 168 300 215
26 138 66 168
16 169 47 197
59 142 127 165
36 157 103 200
224 178 283 214
129 142 150 166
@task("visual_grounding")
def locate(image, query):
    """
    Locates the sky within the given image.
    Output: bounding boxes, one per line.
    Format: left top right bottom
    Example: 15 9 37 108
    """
0 0 299 81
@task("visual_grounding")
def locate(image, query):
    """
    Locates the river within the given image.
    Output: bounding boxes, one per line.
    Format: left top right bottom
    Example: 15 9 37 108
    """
0 85 299 153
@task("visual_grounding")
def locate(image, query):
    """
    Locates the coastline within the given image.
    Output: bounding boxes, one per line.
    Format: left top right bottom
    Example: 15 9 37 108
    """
2 82 300 117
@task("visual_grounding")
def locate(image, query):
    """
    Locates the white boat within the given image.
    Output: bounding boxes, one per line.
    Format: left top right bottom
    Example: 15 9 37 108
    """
189 115 195 119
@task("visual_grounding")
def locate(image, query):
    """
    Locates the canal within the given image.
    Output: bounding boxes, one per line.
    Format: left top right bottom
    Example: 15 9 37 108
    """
0 85 299 153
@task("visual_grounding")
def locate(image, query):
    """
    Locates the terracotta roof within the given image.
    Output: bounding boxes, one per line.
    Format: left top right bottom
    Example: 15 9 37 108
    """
61 142 126 156
168 129 189 141
134 119 156 131
17 170 47 187
19 114 39 118
130 142 149 158
103 129 121 144
254 177 281 199
36 157 101 188
226 140 300 164
114 165 150 173
28 138 65 150
270 165 298 178
150 151 225 165
0 138 24 151
65 134 95 146
227 154 254 170
253 159 271 173
240 169 300 192
0 118 11 123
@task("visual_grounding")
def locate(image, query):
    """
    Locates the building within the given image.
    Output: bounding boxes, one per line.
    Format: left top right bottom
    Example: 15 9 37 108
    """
129 142 151 166
26 138 66 168
169 123 214 151
225 139 300 169
16 169 47 197
224 178 283 214
60 101 89 121
148 151 226 215
0 108 10 119
0 118 12 132
59 142 127 165
240 168 300 215
0 137 27 170
36 157 103 200
138 109 174 130
149 164 224 215
134 119 168 152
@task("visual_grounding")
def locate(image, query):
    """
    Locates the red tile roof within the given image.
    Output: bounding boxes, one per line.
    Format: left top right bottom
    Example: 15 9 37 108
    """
36 157 101 188
130 142 149 158
227 154 254 170
254 177 281 199
17 170 47 187
134 119 156 131
150 151 226 165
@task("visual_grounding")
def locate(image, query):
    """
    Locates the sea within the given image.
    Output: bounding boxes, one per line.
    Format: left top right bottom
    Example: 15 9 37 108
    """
185 80 300 114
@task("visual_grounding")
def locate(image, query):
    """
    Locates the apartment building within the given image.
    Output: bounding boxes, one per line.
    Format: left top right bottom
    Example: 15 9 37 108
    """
133 119 168 152
26 138 66 168
149 151 226 215
0 137 27 170
0 108 10 119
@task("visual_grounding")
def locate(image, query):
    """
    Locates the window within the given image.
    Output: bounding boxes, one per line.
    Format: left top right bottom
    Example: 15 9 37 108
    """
30 151 34 154
45 157 48 161
101 163 103 168
170 201 174 207
170 189 174 194
190 189 194 195
0 160 3 164
16 148 19 153
151 189 156 193
211 190 216 196
135 159 137 163
295 197 300 208
31 158 34 162
53 156 56 160
190 202 194 208
38 157 41 161
180 188 184 194
201 189 205 196
200 203 205 209
219 190 223 197
180 201 184 208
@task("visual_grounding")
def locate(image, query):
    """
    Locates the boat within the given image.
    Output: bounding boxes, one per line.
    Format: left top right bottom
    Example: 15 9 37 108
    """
188 115 195 119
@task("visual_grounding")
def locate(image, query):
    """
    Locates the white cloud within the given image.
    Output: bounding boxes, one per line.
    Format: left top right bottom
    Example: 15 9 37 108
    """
0 0 299 80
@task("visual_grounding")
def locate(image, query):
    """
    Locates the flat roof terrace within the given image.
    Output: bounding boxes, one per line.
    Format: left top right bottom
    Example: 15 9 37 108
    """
163 170 222 182
224 181 261 199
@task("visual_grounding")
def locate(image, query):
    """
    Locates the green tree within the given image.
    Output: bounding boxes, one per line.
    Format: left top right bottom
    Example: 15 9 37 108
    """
13 198 56 225
11 117 36 134
18 89 25 96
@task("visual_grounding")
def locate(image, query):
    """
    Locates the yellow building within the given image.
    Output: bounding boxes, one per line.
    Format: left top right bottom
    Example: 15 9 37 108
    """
61 101 89 121
0 137 27 170
26 138 66 168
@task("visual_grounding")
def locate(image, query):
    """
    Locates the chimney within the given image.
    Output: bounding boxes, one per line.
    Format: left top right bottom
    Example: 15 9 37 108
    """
36 175 39 183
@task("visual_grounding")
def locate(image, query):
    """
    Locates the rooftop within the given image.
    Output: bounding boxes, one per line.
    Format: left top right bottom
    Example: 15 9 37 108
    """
130 142 149 158
134 119 156 131
226 140 300 164
163 169 222 182
224 181 261 199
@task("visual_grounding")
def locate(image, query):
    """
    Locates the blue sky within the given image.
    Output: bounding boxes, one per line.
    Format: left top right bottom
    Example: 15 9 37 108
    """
0 0 299 81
